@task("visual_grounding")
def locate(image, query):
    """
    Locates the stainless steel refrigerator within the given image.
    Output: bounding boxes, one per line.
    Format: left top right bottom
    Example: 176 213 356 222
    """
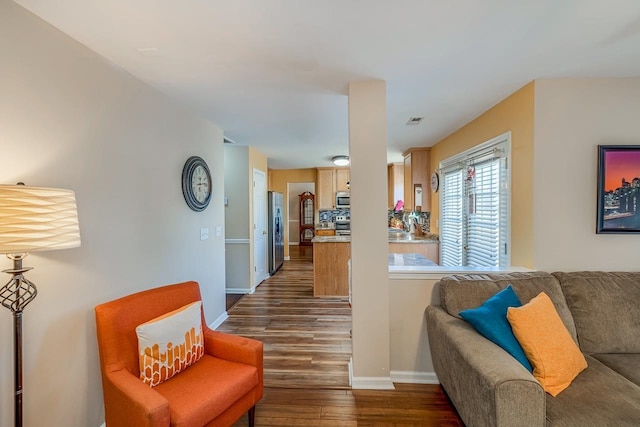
268 191 284 274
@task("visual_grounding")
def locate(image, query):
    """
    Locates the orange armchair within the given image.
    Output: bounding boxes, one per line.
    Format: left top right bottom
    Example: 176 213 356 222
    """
95 281 263 427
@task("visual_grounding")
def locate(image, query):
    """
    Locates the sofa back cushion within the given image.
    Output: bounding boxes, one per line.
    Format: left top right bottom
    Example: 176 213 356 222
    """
553 271 640 354
439 271 577 342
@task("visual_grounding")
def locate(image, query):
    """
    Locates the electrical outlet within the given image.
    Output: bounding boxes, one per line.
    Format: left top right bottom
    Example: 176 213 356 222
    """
215 225 222 237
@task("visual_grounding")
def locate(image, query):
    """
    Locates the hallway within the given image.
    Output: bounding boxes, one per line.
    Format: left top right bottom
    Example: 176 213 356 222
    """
218 245 353 389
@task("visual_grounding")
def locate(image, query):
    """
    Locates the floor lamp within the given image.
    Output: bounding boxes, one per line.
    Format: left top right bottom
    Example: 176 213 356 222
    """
0 184 81 427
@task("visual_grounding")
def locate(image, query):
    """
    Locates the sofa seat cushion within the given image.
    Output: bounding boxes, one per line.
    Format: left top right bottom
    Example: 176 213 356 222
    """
154 354 258 427
553 271 640 354
592 353 640 387
546 356 640 427
439 272 577 341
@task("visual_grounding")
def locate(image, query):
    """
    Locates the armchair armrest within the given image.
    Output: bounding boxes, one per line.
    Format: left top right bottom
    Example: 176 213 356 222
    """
204 329 263 366
204 329 264 390
103 368 170 427
426 306 545 427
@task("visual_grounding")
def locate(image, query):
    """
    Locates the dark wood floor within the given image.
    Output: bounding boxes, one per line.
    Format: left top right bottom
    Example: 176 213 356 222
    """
221 245 463 426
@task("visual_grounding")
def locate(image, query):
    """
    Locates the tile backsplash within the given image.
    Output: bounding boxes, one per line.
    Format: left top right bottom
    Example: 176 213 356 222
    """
388 210 431 233
319 209 350 222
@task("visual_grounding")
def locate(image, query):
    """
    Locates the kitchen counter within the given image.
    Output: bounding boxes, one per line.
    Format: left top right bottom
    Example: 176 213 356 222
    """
311 235 351 243
388 253 437 267
311 235 438 244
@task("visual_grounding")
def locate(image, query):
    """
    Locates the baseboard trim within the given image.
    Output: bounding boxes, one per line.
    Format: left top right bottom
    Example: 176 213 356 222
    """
284 256 290 260
209 311 229 330
390 370 439 384
289 242 299 246
225 238 250 244
226 288 253 294
351 376 395 390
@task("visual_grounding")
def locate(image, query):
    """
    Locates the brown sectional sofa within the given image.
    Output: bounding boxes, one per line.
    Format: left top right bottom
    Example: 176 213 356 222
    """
425 271 640 427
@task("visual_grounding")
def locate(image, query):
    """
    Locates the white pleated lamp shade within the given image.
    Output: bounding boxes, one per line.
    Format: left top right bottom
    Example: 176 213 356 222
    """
0 185 81 255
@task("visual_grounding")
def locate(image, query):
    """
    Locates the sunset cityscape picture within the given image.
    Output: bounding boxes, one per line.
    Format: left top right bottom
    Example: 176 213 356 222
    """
598 146 640 232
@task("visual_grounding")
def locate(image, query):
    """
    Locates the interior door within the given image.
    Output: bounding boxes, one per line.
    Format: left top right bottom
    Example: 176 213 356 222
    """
253 169 268 287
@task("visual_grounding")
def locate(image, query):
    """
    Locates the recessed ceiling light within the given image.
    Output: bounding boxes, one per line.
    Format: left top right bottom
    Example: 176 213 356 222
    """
406 116 424 125
332 155 350 166
136 47 163 57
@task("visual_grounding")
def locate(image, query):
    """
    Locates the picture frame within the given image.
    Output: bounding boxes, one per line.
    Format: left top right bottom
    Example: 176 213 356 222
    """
596 145 640 234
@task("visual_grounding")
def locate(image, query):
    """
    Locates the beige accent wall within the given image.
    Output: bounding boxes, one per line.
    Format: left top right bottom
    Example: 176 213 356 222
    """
268 168 317 257
533 78 640 270
0 3 226 426
430 82 535 267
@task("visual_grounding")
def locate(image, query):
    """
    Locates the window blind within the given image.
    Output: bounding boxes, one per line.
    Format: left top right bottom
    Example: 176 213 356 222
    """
440 169 463 267
438 134 510 268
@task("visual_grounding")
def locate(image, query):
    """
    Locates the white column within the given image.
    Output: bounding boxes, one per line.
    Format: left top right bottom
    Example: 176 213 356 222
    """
348 80 393 389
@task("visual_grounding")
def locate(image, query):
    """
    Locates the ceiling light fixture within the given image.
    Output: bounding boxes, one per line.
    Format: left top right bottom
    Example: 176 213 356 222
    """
332 156 350 166
406 116 424 125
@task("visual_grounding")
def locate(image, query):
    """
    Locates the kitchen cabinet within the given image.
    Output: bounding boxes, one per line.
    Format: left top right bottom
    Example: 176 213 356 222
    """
403 148 431 211
388 162 404 209
336 168 350 192
316 168 336 210
316 167 350 210
313 240 350 297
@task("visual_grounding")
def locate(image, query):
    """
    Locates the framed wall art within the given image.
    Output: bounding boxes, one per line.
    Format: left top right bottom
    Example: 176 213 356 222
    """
596 145 640 233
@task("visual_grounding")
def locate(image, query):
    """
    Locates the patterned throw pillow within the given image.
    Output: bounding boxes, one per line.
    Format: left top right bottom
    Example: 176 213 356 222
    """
135 301 205 387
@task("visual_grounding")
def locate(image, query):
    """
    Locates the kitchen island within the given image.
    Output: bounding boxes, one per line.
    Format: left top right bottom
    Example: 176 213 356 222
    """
311 235 439 297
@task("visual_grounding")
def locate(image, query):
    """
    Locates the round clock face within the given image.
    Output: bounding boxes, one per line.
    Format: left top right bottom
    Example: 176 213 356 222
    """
431 172 440 192
182 156 212 211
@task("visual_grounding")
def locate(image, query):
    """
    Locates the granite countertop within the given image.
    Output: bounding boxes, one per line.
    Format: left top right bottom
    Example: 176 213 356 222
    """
311 235 351 243
311 235 439 244
388 253 437 267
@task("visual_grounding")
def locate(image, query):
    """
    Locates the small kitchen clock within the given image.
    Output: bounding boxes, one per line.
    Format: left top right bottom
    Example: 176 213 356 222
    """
431 172 440 192
182 156 212 212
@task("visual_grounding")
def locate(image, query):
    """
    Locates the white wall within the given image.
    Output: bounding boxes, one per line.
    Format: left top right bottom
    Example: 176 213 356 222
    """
0 3 226 426
349 80 392 388
224 146 251 292
533 78 640 271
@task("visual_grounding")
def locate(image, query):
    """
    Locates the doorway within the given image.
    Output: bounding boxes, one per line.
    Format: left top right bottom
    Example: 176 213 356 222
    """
287 182 315 252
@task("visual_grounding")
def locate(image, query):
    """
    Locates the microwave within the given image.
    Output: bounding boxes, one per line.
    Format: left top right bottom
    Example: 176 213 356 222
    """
336 192 350 208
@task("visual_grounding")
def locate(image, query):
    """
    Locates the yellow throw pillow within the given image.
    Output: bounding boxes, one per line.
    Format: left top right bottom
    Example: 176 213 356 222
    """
507 292 587 397
136 301 205 387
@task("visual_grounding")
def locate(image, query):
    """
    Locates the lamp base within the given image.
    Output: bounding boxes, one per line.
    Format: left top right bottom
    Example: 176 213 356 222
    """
1 254 37 427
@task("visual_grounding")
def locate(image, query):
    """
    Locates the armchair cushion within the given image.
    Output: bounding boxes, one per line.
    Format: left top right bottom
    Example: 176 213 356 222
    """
153 355 258 427
136 301 205 386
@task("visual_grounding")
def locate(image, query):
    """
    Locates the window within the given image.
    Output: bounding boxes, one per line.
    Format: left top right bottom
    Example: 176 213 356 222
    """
440 133 510 267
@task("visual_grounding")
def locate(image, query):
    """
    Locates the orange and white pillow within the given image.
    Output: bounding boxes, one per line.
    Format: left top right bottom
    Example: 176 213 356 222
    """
135 301 205 387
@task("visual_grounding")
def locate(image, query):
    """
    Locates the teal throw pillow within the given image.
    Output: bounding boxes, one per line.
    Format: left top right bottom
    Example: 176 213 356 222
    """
459 285 533 372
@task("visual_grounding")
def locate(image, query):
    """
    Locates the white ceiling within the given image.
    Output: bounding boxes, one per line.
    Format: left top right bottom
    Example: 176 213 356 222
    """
14 0 640 169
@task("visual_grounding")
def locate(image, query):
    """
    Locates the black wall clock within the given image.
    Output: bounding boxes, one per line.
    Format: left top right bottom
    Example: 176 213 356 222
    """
182 156 212 211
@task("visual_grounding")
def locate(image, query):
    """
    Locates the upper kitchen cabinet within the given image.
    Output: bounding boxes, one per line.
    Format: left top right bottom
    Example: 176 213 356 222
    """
403 147 431 211
316 167 350 210
388 162 404 209
336 168 350 192
317 168 337 209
